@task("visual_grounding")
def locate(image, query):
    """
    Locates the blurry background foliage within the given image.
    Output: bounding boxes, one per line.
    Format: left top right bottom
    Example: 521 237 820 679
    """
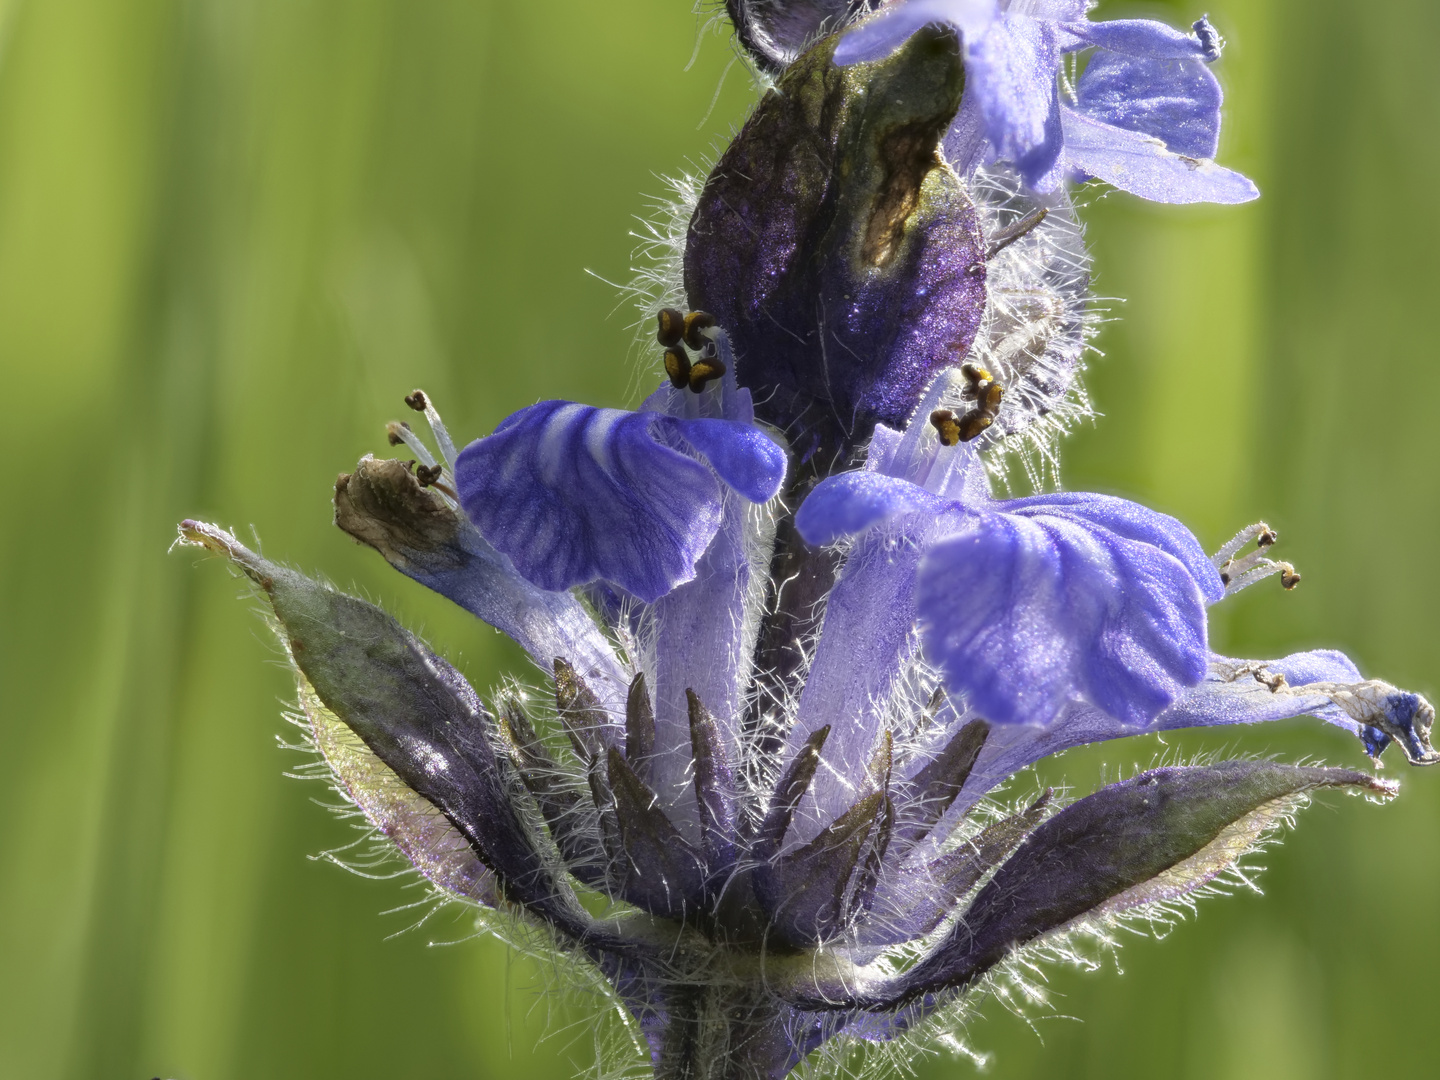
0 0 1435 1077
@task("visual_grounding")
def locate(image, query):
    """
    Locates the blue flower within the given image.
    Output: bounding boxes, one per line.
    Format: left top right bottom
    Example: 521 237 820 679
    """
834 1 1258 203
796 420 1221 733
454 337 786 604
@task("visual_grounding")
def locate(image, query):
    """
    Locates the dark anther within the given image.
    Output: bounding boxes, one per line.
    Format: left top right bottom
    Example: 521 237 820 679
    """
1281 567 1301 590
1258 528 1278 548
985 207 1049 260
657 308 686 348
957 411 993 441
682 310 716 350
959 363 991 397
386 420 411 447
1220 570 1232 585
955 361 1004 440
415 463 443 487
930 409 962 447
404 390 429 412
664 346 692 390
688 358 727 393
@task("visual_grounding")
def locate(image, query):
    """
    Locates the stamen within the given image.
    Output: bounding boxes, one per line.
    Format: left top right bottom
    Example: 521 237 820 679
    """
386 420 438 468
656 307 686 349
1214 521 1301 597
1211 521 1273 567
404 388 459 472
688 355 727 393
664 346 691 389
682 310 716 350
954 361 1004 441
985 207 1049 260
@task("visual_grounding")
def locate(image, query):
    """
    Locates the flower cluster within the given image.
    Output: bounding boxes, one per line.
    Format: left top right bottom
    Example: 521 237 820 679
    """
179 4 1432 1079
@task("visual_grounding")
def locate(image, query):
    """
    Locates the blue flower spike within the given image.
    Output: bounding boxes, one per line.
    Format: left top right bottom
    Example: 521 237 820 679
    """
178 3 1431 1078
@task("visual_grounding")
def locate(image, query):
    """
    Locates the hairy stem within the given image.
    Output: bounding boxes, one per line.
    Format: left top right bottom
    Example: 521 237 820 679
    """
654 986 799 1080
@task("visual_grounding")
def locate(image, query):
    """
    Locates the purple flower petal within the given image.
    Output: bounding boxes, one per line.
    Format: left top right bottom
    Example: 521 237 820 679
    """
946 649 1435 823
834 0 995 66
672 417 787 504
795 470 948 547
1060 104 1259 204
1058 17 1213 60
1076 52 1222 159
969 13 1064 181
456 399 784 603
1002 490 1225 603
918 506 1210 728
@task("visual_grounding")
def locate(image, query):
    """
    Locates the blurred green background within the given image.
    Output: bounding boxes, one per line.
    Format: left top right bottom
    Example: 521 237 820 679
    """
1 0 1435 1077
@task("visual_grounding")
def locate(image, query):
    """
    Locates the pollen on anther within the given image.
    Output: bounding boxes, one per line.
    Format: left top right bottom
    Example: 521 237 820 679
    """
664 347 691 389
930 409 962 447
682 310 716 350
688 357 726 393
657 308 686 348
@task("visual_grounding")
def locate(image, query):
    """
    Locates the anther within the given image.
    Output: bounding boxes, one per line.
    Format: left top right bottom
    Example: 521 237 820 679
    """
985 207 1049 260
954 362 1004 440
656 308 686 348
416 463 443 487
959 363 992 396
957 411 993 441
682 310 716 350
930 409 962 447
663 346 691 389
1214 522 1303 598
386 421 411 447
402 387 459 471
688 357 726 393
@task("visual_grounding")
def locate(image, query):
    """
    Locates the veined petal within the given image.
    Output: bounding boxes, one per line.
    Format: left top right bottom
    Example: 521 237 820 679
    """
834 0 996 66
456 399 784 603
918 506 1209 728
1076 52 1222 159
795 471 948 546
1059 17 1214 60
1060 104 1258 204
1001 490 1225 603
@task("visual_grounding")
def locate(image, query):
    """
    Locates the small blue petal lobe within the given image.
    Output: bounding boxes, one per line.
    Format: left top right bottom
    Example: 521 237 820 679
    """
1077 53 1221 160
918 506 1209 728
1060 105 1258 204
834 0 995 66
1059 18 1210 60
795 472 947 547
673 418 786 504
457 400 782 604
